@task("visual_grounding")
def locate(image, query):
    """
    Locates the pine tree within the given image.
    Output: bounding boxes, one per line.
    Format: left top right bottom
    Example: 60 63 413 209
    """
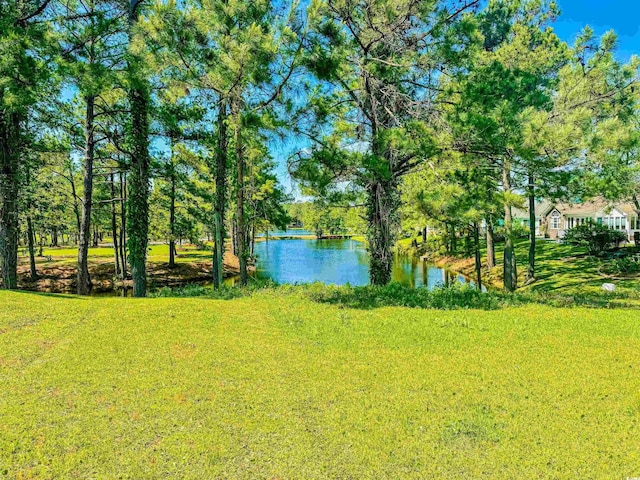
292 0 478 285
126 0 152 296
0 0 54 288
56 0 124 294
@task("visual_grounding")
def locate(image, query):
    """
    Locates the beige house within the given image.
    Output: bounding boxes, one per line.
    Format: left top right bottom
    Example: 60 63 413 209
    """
514 198 640 243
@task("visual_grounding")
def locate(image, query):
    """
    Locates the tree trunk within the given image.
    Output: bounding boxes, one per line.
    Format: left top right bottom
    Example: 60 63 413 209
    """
51 227 58 247
119 172 127 276
109 173 121 278
422 226 427 244
526 173 536 284
231 218 237 256
367 179 396 286
168 165 176 268
27 216 37 280
450 224 457 255
0 109 20 289
127 86 150 297
444 223 450 254
503 164 517 292
235 106 248 286
486 216 496 269
250 223 256 256
473 221 482 291
212 99 228 288
68 161 81 236
78 95 95 295
126 1 150 297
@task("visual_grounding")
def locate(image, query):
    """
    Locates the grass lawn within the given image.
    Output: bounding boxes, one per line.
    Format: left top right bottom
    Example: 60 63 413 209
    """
402 234 640 296
34 243 213 265
2 289 640 478
520 239 639 293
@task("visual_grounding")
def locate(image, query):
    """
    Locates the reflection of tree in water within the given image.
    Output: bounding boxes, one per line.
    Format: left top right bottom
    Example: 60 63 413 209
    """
252 239 474 288
443 270 455 288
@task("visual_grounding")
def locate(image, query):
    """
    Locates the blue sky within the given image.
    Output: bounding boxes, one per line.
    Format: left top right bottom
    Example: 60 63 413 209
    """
553 0 640 61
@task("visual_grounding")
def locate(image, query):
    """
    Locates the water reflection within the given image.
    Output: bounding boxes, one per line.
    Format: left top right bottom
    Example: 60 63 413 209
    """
253 239 477 289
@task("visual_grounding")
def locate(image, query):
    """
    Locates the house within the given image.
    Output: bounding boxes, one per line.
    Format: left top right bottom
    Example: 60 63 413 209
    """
515 197 640 242
512 199 552 236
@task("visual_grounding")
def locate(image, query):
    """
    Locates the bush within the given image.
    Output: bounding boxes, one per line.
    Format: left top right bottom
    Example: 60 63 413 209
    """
494 222 530 242
602 256 640 275
303 282 503 310
511 222 531 239
563 223 627 256
150 278 278 298
194 241 209 250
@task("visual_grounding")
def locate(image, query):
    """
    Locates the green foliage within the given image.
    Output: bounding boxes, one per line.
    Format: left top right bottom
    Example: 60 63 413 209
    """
563 222 627 256
305 282 503 310
496 222 530 241
601 255 640 275
288 201 365 237
151 278 278 299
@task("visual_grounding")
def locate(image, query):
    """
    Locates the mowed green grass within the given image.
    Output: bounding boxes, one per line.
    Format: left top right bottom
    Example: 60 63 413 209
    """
33 243 212 265
1 290 640 479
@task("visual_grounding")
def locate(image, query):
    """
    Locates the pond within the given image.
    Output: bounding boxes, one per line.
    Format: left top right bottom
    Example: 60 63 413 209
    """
251 238 476 289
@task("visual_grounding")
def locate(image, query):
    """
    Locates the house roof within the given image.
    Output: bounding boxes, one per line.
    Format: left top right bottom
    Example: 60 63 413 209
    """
550 198 638 217
512 197 639 218
512 199 553 219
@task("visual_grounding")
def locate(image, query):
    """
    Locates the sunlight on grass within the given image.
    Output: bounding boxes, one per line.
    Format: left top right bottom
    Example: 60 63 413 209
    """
1 290 639 478
33 243 213 266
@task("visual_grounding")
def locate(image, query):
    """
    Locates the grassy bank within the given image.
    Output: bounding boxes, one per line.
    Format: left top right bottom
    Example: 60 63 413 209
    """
2 287 640 478
399 236 640 295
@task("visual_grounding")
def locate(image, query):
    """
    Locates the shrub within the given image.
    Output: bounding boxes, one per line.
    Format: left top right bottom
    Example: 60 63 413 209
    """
303 282 504 310
512 222 531 239
194 241 209 250
421 233 446 255
563 223 627 256
150 278 278 298
495 222 529 242
602 256 640 275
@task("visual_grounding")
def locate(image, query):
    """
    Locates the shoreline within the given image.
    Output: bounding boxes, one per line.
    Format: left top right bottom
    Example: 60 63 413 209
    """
396 241 506 290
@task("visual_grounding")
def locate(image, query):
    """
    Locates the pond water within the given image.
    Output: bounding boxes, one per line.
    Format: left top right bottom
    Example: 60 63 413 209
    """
252 238 475 289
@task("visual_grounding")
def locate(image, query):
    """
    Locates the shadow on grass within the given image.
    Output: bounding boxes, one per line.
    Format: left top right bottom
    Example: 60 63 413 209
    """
172 253 212 260
4 289 89 300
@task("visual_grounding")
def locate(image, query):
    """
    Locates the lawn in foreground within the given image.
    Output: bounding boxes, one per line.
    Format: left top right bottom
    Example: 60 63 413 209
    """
1 289 639 478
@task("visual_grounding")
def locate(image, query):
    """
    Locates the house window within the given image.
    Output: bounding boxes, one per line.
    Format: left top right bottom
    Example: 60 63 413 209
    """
550 212 560 229
615 217 621 229
597 217 603 224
